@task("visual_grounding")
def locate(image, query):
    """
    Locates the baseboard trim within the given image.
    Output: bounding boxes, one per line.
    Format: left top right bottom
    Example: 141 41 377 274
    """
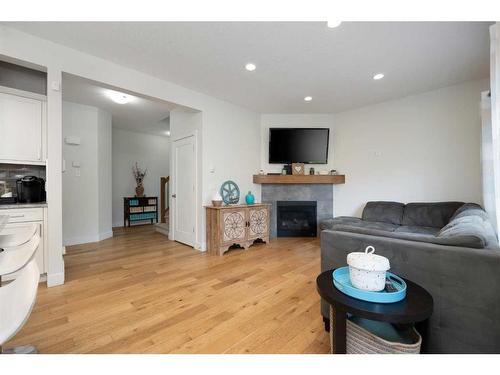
155 226 169 237
99 230 113 241
47 271 65 287
64 230 113 246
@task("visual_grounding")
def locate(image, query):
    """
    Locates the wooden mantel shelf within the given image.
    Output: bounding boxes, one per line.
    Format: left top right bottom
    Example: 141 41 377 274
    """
253 174 345 184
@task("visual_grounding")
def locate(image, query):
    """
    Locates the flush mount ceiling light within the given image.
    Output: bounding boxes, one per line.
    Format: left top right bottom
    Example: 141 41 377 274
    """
245 63 256 71
304 96 313 102
165 130 171 136
373 73 385 80
327 20 342 28
106 90 134 104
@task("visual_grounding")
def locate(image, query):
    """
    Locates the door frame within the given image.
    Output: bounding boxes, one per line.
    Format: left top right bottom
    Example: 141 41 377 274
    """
170 131 198 248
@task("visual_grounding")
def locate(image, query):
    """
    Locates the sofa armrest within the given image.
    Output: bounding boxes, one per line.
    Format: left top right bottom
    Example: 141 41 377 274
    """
320 229 500 353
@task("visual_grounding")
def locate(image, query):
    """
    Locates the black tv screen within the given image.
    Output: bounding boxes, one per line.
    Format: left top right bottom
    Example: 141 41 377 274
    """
269 128 329 164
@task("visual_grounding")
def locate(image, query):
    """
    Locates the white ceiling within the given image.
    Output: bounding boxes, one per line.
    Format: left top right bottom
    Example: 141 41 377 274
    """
7 22 492 113
62 74 173 136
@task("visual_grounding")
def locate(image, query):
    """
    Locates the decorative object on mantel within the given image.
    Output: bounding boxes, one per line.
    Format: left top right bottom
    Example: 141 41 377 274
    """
281 168 287 175
132 162 147 197
258 169 265 175
292 163 305 175
283 164 292 175
319 170 329 175
245 191 255 205
330 169 338 175
212 190 223 207
309 167 315 175
220 180 240 205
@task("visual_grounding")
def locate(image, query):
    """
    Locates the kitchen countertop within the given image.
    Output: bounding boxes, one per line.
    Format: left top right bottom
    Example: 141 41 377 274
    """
0 202 48 209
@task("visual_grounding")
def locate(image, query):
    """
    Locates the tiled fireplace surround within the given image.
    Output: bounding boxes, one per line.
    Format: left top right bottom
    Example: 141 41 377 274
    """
261 184 333 238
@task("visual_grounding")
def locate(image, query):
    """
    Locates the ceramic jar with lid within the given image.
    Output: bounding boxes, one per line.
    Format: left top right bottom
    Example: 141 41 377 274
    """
347 246 390 291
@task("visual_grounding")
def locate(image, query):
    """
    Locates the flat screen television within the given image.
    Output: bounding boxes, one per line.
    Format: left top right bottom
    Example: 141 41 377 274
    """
268 128 329 164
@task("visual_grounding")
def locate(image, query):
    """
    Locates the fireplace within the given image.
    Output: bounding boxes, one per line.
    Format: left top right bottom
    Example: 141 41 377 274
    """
276 201 317 237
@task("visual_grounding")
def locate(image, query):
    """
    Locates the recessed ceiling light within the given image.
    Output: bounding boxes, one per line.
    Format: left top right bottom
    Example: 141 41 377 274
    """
165 130 171 136
327 21 342 28
245 63 256 71
304 96 313 102
106 90 134 104
373 73 385 80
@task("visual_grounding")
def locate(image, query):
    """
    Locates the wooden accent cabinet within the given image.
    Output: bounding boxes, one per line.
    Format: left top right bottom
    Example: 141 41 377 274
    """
206 203 271 255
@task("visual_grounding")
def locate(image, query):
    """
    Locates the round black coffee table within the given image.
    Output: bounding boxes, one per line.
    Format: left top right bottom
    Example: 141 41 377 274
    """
316 269 433 354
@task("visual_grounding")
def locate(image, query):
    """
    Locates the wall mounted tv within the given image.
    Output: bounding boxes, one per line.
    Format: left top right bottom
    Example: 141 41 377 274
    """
269 128 329 164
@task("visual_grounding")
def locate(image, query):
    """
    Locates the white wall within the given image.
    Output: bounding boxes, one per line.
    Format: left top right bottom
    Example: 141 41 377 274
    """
112 128 170 227
333 79 489 217
489 23 500 235
98 109 113 236
0 25 261 255
260 113 335 174
62 101 112 245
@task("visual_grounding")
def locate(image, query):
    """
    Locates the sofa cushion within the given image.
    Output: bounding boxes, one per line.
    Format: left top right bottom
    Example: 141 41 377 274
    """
450 203 489 222
362 201 405 225
402 202 464 228
438 215 497 249
321 216 399 236
395 225 440 236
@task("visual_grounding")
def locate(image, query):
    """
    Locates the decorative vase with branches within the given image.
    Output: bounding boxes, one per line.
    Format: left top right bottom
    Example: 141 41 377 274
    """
132 162 147 197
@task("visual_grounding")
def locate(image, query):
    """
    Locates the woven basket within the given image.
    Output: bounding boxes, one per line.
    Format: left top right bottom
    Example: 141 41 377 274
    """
346 319 422 354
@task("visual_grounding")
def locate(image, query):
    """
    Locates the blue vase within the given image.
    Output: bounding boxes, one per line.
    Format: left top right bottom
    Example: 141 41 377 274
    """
245 191 255 205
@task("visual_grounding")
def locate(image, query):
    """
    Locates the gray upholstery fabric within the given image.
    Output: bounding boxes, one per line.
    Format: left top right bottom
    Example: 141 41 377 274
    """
395 225 440 236
402 202 464 228
438 214 498 249
321 230 500 353
362 201 405 225
320 216 398 233
320 201 500 353
319 216 363 230
450 203 490 222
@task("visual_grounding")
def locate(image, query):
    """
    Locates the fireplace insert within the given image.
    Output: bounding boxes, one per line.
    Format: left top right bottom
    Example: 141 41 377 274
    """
276 201 317 237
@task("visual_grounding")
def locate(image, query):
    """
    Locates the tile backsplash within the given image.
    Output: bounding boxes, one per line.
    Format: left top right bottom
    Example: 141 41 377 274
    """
0 163 46 197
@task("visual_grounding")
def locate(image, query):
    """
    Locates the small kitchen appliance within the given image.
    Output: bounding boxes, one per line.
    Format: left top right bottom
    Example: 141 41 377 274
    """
16 176 46 203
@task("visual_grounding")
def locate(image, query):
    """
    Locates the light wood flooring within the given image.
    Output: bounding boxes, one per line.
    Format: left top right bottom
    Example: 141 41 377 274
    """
6 225 330 353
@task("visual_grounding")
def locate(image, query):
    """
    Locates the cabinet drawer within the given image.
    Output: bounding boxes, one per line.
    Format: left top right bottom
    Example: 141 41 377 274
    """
0 208 43 223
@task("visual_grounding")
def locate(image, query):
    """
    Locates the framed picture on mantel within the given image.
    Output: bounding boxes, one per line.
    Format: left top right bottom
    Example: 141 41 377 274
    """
292 163 305 175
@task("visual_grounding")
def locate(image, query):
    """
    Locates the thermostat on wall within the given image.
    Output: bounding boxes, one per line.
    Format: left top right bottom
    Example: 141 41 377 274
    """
65 136 81 145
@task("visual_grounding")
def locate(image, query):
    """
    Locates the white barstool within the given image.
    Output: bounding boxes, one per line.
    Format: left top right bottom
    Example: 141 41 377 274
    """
0 215 7 232
0 223 37 249
0 224 41 354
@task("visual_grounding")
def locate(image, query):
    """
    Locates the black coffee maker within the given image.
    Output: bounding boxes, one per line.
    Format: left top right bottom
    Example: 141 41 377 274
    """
16 176 46 203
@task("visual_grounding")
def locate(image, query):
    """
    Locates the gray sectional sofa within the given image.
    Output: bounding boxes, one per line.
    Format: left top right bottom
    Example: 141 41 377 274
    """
320 201 500 353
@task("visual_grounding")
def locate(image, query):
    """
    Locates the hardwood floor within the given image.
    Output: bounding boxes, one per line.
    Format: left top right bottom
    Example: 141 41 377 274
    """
6 225 330 353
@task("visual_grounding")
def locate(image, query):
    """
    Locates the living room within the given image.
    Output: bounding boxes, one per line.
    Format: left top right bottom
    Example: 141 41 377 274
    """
0 1 499 373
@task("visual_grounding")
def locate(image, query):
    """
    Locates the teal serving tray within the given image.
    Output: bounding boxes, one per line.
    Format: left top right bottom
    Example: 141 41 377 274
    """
332 267 406 303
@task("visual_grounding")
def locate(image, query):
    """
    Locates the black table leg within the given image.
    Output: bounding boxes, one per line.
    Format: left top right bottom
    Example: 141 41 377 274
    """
329 304 347 354
415 319 430 353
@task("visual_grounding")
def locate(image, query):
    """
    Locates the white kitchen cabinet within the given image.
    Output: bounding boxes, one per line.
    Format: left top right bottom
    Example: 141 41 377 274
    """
0 89 47 164
0 207 47 281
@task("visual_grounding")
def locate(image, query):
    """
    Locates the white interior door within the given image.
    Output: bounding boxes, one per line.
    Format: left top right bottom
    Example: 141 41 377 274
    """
173 135 196 246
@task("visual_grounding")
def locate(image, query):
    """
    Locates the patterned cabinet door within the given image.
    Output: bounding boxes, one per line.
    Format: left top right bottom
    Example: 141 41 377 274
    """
221 209 247 244
248 207 269 240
